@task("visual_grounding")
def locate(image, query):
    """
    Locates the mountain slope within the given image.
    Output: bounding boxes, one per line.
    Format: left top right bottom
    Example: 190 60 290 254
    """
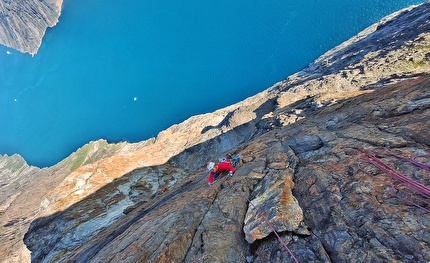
1 2 429 262
0 0 62 55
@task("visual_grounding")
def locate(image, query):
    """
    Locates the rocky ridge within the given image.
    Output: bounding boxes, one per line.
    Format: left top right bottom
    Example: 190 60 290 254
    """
0 2 429 262
0 139 137 262
0 0 62 55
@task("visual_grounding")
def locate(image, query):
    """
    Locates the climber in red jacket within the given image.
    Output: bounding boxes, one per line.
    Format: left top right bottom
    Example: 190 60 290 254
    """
207 160 235 186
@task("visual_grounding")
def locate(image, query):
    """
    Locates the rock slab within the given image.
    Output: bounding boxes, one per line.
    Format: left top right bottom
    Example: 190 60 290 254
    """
1 2 429 263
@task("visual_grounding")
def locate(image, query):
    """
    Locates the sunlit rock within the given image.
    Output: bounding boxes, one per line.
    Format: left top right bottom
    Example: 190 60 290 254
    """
1 2 430 262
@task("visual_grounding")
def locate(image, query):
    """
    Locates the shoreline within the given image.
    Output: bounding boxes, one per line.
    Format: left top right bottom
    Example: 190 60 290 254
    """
0 0 63 55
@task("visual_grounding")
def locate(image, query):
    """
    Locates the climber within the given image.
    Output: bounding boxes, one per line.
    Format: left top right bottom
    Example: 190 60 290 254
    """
207 158 235 187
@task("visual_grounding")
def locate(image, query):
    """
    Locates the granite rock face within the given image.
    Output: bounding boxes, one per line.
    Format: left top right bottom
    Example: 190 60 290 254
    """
0 0 63 55
1 2 430 263
0 140 132 262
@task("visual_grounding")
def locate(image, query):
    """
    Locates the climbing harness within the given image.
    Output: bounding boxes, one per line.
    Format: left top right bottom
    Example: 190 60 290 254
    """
229 182 299 263
357 148 430 212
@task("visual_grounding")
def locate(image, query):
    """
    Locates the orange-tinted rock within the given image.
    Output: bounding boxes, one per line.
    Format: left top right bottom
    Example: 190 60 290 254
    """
3 3 430 262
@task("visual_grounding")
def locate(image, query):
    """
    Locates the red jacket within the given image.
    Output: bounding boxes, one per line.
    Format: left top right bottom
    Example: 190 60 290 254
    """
208 161 235 184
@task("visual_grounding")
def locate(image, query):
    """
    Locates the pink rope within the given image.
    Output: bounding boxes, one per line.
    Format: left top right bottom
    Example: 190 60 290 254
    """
229 183 299 263
412 152 430 170
357 149 430 212
358 160 430 212
362 150 430 196
372 148 430 172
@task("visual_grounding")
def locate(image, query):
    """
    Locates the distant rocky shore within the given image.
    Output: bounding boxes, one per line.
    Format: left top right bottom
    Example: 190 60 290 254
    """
0 0 62 55
1 2 429 263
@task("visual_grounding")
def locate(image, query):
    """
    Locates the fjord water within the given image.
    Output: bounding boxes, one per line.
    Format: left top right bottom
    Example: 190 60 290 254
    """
0 0 426 167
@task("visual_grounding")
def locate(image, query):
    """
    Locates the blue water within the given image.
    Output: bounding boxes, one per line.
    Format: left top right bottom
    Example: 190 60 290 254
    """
0 0 426 167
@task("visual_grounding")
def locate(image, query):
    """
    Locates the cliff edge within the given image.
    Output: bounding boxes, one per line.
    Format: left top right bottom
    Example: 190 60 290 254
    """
0 2 429 263
0 0 62 55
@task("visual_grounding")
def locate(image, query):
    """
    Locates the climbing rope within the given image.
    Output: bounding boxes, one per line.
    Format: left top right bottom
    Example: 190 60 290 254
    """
372 148 430 172
229 182 299 263
357 149 430 212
